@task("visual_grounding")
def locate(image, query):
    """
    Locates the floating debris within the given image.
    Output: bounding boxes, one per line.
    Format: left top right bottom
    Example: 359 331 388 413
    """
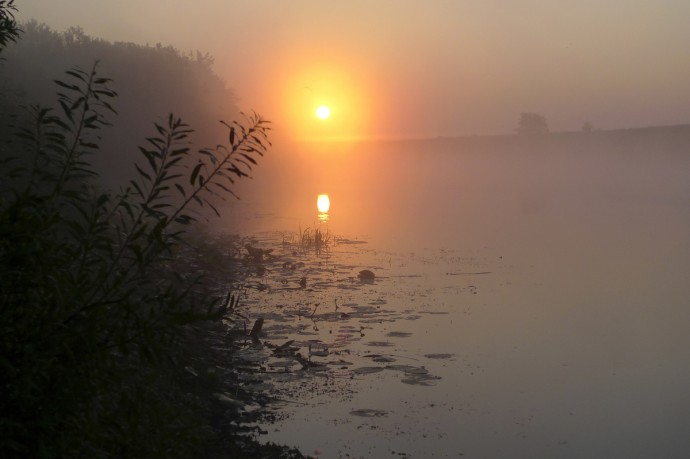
309 342 329 357
228 230 463 433
215 392 246 412
268 340 299 356
366 341 395 347
268 360 299 370
350 409 388 418
403 367 429 375
294 352 327 371
363 354 397 363
398 366 441 386
245 244 274 262
387 331 413 338
401 373 441 386
353 366 385 375
424 353 455 360
358 269 376 281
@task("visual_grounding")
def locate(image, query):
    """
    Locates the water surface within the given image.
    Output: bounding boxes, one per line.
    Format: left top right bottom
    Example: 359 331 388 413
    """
223 134 690 458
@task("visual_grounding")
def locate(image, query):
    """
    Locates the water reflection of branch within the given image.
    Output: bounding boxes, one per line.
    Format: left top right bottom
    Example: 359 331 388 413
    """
309 303 320 330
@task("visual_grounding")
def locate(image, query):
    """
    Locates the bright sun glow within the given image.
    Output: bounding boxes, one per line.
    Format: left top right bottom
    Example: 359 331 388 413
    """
317 194 330 213
276 58 374 141
316 105 331 119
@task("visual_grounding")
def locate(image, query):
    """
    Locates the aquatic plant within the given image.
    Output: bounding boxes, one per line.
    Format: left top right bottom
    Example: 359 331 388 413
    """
296 224 332 255
0 59 270 457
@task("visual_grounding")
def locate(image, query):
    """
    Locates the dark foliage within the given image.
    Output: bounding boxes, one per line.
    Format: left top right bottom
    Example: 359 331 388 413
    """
0 0 20 54
0 56 270 457
0 21 239 187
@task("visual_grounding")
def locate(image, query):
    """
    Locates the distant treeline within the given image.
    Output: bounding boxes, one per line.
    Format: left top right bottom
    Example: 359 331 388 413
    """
0 20 239 185
375 124 690 157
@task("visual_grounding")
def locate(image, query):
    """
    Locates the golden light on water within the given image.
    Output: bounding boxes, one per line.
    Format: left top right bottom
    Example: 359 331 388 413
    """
317 194 331 214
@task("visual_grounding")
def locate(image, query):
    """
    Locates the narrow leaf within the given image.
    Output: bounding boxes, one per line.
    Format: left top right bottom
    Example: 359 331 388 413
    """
190 163 203 185
135 164 151 181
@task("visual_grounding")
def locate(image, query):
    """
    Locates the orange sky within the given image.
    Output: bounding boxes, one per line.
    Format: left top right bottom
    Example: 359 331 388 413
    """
17 1 690 140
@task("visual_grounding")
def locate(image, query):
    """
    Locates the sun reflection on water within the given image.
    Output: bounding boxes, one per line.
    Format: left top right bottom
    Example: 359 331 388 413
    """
317 194 330 222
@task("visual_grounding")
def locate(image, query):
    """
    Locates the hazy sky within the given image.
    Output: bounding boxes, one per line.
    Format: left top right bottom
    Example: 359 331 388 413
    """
16 1 690 139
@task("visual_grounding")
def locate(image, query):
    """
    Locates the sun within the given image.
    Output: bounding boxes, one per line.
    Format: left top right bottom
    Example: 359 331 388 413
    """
317 194 330 213
315 105 331 120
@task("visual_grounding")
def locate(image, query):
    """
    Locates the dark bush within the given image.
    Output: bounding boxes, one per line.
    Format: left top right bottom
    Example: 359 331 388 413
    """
0 59 270 457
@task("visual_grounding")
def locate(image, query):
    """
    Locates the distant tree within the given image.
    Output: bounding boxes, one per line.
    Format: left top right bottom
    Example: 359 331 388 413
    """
516 112 549 136
582 120 594 132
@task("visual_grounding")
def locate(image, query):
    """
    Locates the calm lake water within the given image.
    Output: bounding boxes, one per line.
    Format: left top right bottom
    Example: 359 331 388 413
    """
223 133 690 458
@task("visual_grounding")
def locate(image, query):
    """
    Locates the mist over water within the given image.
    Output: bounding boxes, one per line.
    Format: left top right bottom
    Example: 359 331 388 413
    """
225 131 690 457
230 131 690 256
7 3 690 456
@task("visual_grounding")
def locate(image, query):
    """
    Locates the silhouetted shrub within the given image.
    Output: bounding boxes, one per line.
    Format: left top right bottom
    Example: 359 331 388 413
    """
0 59 270 457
